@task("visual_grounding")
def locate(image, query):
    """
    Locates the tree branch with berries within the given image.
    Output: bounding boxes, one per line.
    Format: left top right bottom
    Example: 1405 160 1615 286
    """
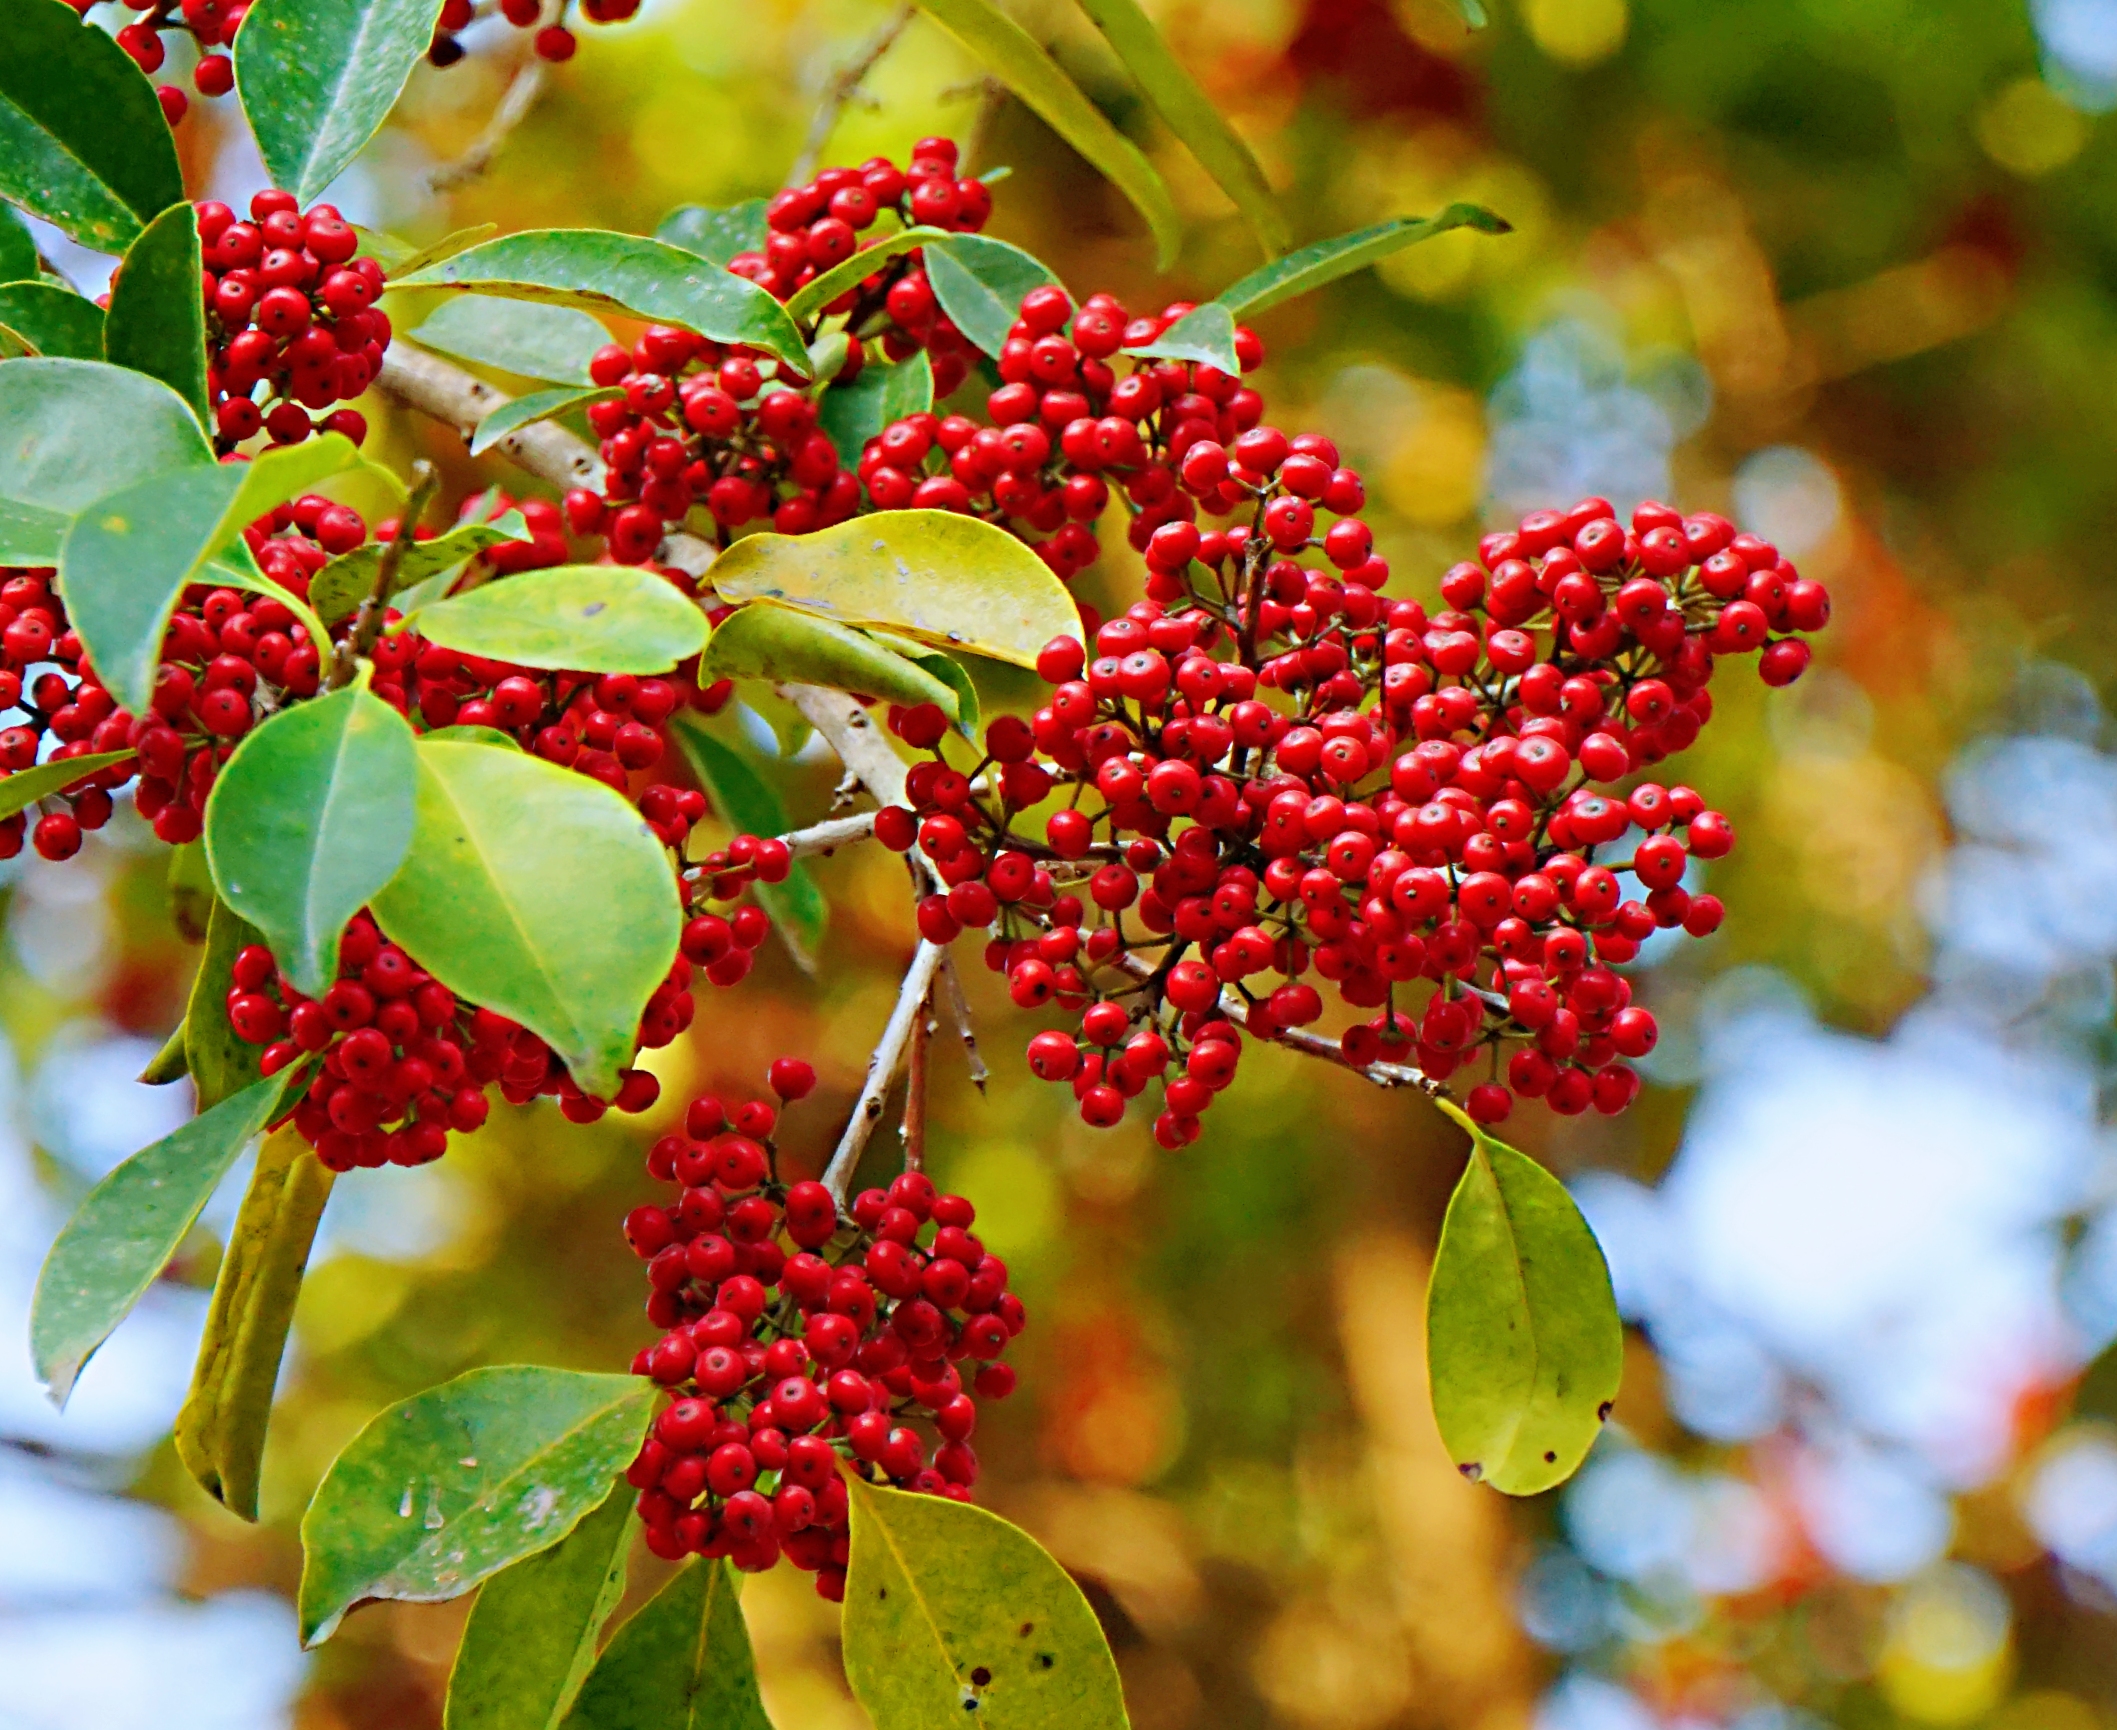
1 0 1830 1719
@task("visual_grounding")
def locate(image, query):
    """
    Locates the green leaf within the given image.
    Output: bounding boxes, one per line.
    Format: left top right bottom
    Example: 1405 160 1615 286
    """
0 748 134 822
471 386 622 457
186 895 268 1112
174 1124 335 1520
236 0 449 204
309 510 533 626
104 201 210 428
0 0 186 250
408 564 709 674
0 357 211 561
670 714 827 970
298 1364 656 1646
357 221 498 278
841 1471 1129 1730
709 508 1081 670
168 837 216 942
205 679 419 998
370 739 681 1097
817 351 934 469
908 0 1180 269
0 208 36 282
1425 1102 1623 1496
921 234 1065 360
654 200 769 267
139 1020 190 1085
1214 204 1511 319
869 629 980 738
422 724 523 750
1068 0 1288 258
701 602 959 715
30 1069 295 1409
1135 301 1238 374
444 1482 634 1730
784 226 951 324
60 433 358 712
394 231 807 372
0 280 105 360
562 1559 771 1730
409 295 611 387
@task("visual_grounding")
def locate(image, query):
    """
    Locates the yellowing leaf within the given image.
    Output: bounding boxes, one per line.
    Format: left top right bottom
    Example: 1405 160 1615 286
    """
709 510 1080 670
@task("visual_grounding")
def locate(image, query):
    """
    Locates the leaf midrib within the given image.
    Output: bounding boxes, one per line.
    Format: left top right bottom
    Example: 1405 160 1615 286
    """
1475 1141 1541 1476
856 1480 963 1706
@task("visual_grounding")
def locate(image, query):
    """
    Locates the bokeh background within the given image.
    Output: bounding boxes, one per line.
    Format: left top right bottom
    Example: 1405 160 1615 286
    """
13 0 2117 1724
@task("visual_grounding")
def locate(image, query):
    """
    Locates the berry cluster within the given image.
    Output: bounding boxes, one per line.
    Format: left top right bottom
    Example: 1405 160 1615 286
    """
621 1061 1023 1595
429 0 641 68
852 285 1269 585
194 193 389 453
0 567 136 863
73 0 243 126
570 141 992 561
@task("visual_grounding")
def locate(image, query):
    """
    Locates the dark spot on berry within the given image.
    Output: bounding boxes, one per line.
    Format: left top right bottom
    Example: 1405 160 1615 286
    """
971 1667 991 1687
1543 1450 1557 1463
1597 1401 1614 1422
1458 1461 1482 1482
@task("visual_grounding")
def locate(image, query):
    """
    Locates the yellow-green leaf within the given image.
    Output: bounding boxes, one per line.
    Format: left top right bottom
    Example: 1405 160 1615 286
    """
842 1472 1129 1729
1069 0 1288 258
0 748 134 822
104 200 210 429
406 564 709 674
1135 301 1238 373
470 387 622 457
308 510 533 626
709 509 1080 670
186 896 267 1112
0 280 105 360
370 739 680 1097
410 294 611 386
174 1124 336 1520
922 235 1064 360
701 602 959 716
908 0 1180 268
1424 1099 1622 1495
785 225 952 324
1214 204 1511 320
561 1558 771 1730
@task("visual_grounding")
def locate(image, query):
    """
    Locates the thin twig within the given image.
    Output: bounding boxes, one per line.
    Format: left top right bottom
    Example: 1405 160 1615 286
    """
429 54 548 194
776 810 879 860
935 953 987 1092
330 461 439 688
900 990 932 1169
785 5 915 190
823 940 946 1202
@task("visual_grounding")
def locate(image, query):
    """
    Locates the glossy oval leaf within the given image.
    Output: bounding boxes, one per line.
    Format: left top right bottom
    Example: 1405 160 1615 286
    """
0 0 186 249
236 0 449 204
186 896 268 1113
470 386 622 457
1425 1105 1623 1496
1135 300 1238 374
654 200 769 267
561 1557 770 1730
309 510 533 626
818 351 934 469
394 231 806 372
784 226 951 324
0 209 36 281
369 739 680 1097
30 1068 297 1411
1214 203 1511 319
174 1124 336 1520
409 295 610 387
298 1365 656 1646
443 1482 633 1730
0 357 211 562
908 0 1179 269
408 565 709 674
701 602 958 715
842 1471 1129 1729
1071 0 1288 258
670 714 827 970
0 280 105 360
922 235 1066 361
104 201 210 428
0 748 135 822
710 509 1080 669
61 434 358 711
205 680 420 998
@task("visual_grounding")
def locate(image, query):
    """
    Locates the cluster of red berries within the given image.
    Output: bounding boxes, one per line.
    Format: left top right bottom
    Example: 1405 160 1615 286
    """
621 1060 1023 1594
72 0 244 126
430 0 641 68
228 913 667 1171
192 193 389 454
0 567 136 864
853 285 1269 584
567 141 994 562
871 469 1826 1130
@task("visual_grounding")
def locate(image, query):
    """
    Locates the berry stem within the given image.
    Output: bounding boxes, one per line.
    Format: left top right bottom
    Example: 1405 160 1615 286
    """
822 939 946 1203
428 50 548 193
784 5 915 191
329 460 439 690
900 988 932 1170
